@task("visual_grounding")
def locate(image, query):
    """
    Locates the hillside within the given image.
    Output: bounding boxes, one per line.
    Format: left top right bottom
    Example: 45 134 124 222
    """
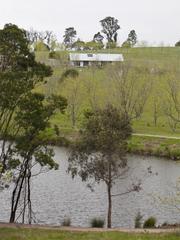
35 47 180 159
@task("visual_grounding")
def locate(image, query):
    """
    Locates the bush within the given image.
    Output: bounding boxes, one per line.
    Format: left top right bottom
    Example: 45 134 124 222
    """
134 212 143 228
90 218 105 228
143 217 156 228
61 218 71 226
175 41 180 47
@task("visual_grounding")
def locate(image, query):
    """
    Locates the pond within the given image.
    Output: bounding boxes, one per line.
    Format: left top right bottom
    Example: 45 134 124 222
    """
0 147 180 228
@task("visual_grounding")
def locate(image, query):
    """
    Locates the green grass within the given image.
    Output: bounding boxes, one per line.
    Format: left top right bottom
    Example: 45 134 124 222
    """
34 48 180 158
0 228 180 240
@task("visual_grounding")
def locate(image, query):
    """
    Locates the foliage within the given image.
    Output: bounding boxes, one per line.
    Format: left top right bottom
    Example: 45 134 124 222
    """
68 105 132 228
175 41 180 47
63 27 77 49
60 69 79 82
127 30 137 47
0 23 52 182
72 39 85 50
85 41 104 50
9 92 67 223
122 41 131 48
26 29 56 50
34 41 50 51
90 218 105 228
0 23 67 224
106 42 117 49
93 32 104 43
100 16 120 43
143 217 157 228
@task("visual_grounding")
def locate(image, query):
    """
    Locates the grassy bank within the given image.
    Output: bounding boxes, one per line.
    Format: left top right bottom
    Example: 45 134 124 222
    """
129 135 180 160
41 127 180 160
0 227 180 240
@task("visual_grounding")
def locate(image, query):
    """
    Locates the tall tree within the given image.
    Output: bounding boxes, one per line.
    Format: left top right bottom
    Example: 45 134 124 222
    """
63 27 77 49
100 16 120 43
164 72 180 132
105 63 152 120
68 105 141 228
127 30 137 47
0 23 51 189
26 29 56 50
61 69 82 128
93 32 104 43
9 93 67 223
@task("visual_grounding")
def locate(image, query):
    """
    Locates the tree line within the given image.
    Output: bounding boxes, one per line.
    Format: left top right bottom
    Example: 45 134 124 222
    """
27 16 138 51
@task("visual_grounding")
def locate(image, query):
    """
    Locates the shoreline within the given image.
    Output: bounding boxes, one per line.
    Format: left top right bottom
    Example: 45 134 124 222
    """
0 222 179 233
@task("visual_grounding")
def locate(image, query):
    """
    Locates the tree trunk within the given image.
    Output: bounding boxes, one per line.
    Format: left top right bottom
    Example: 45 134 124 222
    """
107 183 112 228
71 104 76 128
107 161 112 228
10 174 25 223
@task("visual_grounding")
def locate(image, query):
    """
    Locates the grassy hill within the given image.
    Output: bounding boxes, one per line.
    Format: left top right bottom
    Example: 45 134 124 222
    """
35 47 180 159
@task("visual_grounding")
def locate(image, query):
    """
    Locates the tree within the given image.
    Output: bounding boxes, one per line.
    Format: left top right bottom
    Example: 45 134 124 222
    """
127 30 137 47
0 23 53 191
63 27 77 49
83 67 99 110
175 40 180 47
93 32 104 44
72 39 85 51
26 29 56 51
100 16 120 43
164 73 180 132
0 24 68 223
105 63 152 120
9 93 67 223
152 89 162 127
60 69 82 127
85 41 104 51
68 105 142 228
121 40 131 48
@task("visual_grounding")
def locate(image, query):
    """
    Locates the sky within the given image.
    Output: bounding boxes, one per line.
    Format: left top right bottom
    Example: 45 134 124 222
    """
0 0 179 46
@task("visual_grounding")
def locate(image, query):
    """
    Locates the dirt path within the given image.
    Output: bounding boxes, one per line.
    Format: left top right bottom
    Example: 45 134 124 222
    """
133 133 180 140
0 222 179 233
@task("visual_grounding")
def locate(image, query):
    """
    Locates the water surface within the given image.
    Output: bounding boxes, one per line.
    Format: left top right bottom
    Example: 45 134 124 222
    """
0 147 180 228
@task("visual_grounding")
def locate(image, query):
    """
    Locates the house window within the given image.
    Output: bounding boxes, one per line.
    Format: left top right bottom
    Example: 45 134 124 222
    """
87 54 93 57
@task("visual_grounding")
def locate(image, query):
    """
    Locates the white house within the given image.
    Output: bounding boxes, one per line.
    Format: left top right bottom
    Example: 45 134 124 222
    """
69 53 124 67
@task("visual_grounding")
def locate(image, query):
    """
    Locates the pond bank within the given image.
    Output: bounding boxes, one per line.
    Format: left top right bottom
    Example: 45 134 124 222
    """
0 222 179 233
44 131 180 161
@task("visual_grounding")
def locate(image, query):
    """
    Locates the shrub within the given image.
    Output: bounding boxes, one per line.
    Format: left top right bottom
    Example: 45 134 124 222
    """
134 211 143 228
90 218 105 228
175 41 180 47
61 218 71 226
49 51 56 58
143 217 156 228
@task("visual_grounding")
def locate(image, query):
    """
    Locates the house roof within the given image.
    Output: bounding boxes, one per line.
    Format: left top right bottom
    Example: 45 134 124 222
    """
69 53 124 62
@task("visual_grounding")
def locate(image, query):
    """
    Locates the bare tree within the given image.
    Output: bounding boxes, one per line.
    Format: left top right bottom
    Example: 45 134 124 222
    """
164 72 180 132
105 63 152 120
152 88 163 127
61 69 82 128
83 67 99 111
26 29 56 50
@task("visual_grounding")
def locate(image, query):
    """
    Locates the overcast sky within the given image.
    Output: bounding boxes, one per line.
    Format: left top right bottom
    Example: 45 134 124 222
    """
0 0 179 46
